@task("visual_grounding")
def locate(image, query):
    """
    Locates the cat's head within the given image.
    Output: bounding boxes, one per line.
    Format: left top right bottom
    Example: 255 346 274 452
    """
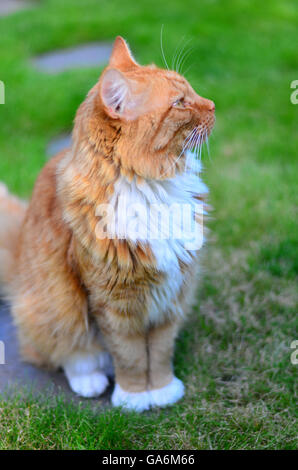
88 36 215 180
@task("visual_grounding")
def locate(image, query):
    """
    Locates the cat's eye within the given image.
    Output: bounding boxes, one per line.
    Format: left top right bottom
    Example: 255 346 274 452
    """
172 98 185 108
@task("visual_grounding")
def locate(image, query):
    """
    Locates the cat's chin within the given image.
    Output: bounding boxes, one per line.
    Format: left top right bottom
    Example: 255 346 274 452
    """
112 377 185 412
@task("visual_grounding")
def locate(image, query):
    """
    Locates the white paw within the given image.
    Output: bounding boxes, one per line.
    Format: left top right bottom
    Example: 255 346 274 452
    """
112 384 151 412
149 376 185 408
68 371 109 398
63 352 109 398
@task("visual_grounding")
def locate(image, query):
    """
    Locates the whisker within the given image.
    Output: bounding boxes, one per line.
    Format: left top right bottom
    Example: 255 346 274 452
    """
201 132 206 162
171 35 186 71
182 130 196 157
185 127 213 172
205 131 210 156
199 134 203 162
182 129 196 151
160 25 169 70
189 130 199 150
175 38 192 73
205 129 212 163
174 41 186 73
193 132 200 159
185 132 198 173
179 47 195 76
183 63 194 78
186 129 203 173
194 132 203 165
186 129 197 150
163 128 196 176
160 124 210 178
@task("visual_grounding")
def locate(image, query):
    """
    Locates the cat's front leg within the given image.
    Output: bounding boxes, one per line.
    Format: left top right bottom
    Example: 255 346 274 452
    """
109 320 184 411
96 311 151 412
147 320 185 407
110 333 151 412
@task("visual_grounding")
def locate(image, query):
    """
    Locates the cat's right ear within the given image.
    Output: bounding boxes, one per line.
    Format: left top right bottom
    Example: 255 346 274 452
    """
100 68 142 120
109 36 138 70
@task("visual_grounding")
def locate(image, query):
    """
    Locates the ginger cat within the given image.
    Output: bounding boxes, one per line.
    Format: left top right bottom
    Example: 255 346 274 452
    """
0 37 215 411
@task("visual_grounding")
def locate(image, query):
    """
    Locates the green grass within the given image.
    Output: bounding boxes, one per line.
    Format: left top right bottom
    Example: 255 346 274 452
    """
0 0 297 450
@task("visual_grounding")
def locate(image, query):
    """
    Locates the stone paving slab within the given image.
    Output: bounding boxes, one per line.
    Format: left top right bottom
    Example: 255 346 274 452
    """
47 133 72 157
33 42 113 73
0 301 111 405
0 0 31 16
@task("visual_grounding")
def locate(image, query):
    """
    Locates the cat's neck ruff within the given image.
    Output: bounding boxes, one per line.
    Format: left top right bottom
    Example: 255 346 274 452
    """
102 151 208 324
106 151 208 272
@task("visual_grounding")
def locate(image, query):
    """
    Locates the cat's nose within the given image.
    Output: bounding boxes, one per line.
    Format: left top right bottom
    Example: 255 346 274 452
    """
203 98 215 112
208 100 215 112
196 96 215 112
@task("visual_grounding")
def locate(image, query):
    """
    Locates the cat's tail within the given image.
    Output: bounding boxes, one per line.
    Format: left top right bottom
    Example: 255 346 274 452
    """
0 183 27 291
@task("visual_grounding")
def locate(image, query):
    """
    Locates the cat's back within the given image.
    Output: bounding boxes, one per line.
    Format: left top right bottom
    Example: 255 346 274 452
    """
29 150 68 220
18 150 72 261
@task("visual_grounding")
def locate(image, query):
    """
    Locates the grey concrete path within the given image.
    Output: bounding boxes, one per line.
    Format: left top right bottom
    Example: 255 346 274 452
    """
0 0 31 16
47 133 72 157
33 42 113 73
0 301 111 405
36 41 113 157
0 0 115 407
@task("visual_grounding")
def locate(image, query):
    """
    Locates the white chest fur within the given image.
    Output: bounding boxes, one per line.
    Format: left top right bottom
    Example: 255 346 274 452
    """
104 153 208 322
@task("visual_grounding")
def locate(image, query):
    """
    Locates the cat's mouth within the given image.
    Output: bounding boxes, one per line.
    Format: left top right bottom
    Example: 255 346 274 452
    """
175 114 215 166
183 121 214 150
196 112 215 138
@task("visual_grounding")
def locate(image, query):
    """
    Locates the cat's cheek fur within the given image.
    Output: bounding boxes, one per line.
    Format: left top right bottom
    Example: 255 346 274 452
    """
63 352 110 398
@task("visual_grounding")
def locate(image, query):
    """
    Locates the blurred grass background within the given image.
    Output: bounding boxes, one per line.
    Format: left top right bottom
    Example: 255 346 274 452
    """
0 0 297 449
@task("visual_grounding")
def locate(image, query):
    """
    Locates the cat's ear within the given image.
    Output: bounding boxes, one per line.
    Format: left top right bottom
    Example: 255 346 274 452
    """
100 68 140 119
109 36 138 70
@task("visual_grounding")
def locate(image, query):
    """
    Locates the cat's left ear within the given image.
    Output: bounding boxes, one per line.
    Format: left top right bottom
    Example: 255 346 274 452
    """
109 36 138 70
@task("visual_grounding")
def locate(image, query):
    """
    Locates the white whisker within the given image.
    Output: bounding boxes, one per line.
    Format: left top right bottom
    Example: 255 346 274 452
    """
194 132 201 160
180 47 194 76
160 123 212 178
162 128 195 177
171 36 186 71
160 25 169 70
205 129 212 163
175 38 192 73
